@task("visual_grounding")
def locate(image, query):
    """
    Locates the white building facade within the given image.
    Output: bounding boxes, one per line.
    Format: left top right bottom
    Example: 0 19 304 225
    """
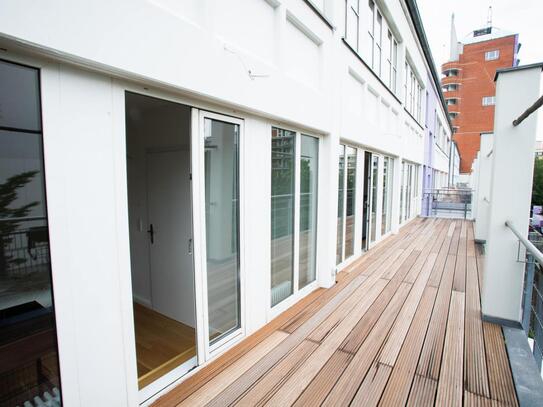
0 0 450 405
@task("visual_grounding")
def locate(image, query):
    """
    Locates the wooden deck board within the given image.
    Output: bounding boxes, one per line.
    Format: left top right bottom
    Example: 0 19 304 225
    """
152 219 518 407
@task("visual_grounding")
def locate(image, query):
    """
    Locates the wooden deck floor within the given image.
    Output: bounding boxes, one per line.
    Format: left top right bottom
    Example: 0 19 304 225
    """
154 218 518 406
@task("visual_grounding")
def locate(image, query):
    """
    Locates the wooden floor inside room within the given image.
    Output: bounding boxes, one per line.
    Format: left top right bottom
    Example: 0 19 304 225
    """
133 303 196 389
153 218 518 406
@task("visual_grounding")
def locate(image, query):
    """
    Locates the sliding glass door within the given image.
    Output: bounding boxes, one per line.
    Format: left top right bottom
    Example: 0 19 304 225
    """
381 156 394 235
299 136 319 289
271 128 295 306
336 145 357 264
195 111 244 357
369 154 379 244
271 128 319 308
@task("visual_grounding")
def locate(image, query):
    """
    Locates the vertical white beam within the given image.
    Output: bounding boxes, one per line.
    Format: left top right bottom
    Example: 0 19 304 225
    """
474 133 494 242
482 66 542 323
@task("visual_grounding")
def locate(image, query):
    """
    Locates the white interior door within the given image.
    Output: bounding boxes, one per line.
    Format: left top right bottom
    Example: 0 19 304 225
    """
146 149 196 328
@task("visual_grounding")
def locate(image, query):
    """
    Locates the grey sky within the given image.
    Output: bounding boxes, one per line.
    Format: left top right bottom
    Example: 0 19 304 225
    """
417 0 543 69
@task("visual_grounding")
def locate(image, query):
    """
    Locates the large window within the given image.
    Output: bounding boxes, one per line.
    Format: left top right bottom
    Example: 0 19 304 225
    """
405 61 423 123
0 59 62 405
271 128 295 306
381 156 394 235
345 0 398 93
336 145 357 264
345 0 360 52
400 161 419 222
299 135 319 289
271 128 319 307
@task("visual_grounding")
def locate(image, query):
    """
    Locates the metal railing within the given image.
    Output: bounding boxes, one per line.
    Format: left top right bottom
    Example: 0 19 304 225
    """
0 218 51 277
506 220 543 373
422 188 472 219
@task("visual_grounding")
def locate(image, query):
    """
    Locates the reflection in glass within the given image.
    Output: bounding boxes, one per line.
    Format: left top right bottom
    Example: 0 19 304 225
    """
381 157 393 235
370 155 379 243
299 136 318 289
0 60 62 406
204 118 240 344
271 127 295 306
336 145 345 265
400 162 406 223
344 147 357 258
0 60 41 132
406 164 412 220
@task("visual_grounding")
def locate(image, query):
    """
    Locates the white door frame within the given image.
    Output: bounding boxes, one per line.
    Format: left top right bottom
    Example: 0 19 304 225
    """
192 109 246 362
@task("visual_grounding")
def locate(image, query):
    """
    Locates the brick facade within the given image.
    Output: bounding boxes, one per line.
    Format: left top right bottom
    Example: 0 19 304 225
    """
442 34 517 173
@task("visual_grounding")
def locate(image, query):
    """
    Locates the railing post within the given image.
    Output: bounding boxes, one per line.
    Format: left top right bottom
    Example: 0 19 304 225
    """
523 254 535 334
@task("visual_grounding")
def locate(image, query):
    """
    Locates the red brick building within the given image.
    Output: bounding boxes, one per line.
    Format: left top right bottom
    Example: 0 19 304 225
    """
441 22 519 174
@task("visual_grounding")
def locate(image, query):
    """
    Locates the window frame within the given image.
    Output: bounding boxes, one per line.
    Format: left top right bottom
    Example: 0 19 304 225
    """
270 126 321 313
485 50 500 61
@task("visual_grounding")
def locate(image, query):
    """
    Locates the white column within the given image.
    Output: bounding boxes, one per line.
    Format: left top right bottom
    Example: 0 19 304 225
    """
474 133 494 242
471 155 479 220
482 66 542 323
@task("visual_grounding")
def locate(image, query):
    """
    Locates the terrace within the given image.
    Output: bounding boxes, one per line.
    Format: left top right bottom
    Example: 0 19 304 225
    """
154 218 518 406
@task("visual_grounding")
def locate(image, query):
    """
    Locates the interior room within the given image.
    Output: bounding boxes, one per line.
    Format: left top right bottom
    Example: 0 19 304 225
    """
125 92 196 389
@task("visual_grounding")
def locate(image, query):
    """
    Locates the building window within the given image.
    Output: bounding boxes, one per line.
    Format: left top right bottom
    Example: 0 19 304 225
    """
446 98 458 105
271 128 320 306
374 12 382 75
405 60 423 122
336 145 357 264
345 0 398 93
443 83 459 92
0 59 62 405
345 0 360 51
485 50 500 61
449 112 459 120
482 96 496 106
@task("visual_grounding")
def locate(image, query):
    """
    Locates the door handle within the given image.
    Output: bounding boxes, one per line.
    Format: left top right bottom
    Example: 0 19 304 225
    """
188 238 193 255
147 223 154 244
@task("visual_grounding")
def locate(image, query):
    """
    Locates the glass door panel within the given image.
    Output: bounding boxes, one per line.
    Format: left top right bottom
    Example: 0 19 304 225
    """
271 128 295 306
336 145 345 265
299 135 318 289
203 117 241 346
370 155 379 243
344 147 357 258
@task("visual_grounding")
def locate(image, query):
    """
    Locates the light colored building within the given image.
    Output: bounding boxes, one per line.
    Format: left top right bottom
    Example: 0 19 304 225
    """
0 0 452 405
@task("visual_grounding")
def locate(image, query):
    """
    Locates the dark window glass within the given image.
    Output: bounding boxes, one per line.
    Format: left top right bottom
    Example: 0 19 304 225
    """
0 60 61 406
0 60 42 132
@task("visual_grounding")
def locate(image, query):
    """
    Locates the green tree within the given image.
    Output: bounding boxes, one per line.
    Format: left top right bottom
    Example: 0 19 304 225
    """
0 171 39 276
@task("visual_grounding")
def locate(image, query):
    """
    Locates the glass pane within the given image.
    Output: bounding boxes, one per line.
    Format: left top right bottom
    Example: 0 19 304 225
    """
271 127 295 306
406 164 412 219
336 145 345 265
381 157 388 236
344 147 357 258
370 155 379 243
0 64 61 405
0 60 41 132
386 158 394 233
204 118 240 344
299 135 318 289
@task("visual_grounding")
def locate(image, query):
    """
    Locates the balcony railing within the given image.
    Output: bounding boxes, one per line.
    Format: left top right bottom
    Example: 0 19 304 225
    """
506 220 543 374
422 188 472 219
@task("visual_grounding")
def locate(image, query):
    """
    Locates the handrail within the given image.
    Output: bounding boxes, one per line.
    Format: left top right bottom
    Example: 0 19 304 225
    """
505 220 543 265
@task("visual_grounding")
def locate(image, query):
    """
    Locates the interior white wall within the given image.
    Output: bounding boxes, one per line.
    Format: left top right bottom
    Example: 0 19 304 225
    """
126 96 195 327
